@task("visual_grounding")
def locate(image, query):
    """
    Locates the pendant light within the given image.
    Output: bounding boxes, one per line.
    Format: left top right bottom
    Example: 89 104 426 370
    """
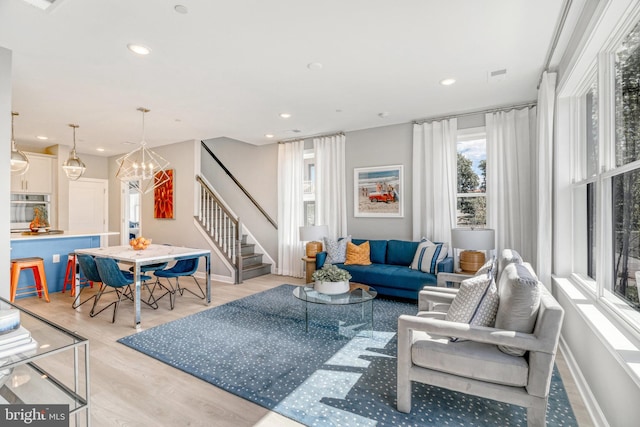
10 111 30 176
62 124 86 180
115 107 170 194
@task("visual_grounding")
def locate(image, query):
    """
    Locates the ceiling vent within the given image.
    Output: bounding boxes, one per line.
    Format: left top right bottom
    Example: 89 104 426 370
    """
487 69 507 83
21 0 65 12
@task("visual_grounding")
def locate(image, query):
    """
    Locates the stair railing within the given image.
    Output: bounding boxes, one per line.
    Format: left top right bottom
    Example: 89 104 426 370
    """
195 175 243 284
201 141 277 230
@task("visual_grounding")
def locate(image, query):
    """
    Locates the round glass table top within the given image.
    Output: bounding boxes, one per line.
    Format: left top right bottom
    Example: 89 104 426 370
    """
293 283 377 305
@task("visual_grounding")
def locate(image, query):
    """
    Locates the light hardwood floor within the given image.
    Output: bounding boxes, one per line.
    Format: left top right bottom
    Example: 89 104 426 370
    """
15 275 594 427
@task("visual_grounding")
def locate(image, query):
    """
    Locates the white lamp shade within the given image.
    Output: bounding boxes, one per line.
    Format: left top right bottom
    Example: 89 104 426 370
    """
299 225 329 242
451 228 495 250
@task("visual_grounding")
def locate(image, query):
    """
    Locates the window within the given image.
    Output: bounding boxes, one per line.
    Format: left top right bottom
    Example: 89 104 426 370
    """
303 150 315 226
572 19 640 330
456 129 487 227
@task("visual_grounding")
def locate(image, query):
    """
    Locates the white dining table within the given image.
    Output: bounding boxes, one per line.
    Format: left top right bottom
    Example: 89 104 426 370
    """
75 244 211 328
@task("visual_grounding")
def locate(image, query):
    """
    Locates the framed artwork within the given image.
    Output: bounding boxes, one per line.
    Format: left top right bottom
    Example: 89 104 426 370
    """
354 165 403 217
154 169 174 219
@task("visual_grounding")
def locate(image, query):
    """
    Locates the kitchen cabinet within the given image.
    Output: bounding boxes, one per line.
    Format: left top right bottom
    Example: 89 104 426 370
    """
11 152 54 194
0 298 90 425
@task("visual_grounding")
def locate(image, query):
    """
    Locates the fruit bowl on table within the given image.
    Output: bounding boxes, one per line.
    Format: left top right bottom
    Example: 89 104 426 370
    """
130 237 152 250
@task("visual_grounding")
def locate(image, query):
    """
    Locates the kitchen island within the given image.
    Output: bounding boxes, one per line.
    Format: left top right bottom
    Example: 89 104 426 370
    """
10 231 119 296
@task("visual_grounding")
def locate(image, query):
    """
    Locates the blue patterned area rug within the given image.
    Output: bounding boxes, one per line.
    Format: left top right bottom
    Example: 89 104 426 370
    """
118 284 577 426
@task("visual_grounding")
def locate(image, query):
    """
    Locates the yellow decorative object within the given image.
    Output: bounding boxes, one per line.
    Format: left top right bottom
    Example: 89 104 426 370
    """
130 236 152 250
345 241 372 265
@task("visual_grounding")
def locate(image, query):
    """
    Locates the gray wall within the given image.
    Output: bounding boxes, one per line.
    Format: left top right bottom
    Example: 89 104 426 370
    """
345 123 414 240
201 137 279 263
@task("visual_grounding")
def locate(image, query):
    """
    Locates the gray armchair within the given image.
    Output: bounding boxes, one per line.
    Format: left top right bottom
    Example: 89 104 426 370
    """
397 280 564 427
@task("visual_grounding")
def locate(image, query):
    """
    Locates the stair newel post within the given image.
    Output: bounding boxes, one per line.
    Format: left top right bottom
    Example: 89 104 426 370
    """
236 219 243 284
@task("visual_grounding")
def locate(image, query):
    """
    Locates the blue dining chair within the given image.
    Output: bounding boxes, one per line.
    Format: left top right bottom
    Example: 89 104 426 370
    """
74 254 104 309
154 257 204 310
91 257 153 323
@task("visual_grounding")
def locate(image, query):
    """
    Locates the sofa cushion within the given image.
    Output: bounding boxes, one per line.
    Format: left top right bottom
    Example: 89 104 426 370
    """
387 240 419 266
445 274 499 337
495 262 541 356
345 241 372 265
324 235 351 264
352 239 387 264
411 330 529 387
410 240 447 274
337 263 437 292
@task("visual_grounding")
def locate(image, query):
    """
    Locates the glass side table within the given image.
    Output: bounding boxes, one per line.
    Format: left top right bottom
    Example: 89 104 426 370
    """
0 298 90 426
293 283 377 336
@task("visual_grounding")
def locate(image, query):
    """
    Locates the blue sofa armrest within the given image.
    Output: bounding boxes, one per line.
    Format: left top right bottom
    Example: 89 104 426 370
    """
316 252 328 269
437 257 454 273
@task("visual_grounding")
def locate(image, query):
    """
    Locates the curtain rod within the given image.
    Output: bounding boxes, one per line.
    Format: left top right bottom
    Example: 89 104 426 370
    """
413 101 537 125
537 0 573 89
278 131 345 144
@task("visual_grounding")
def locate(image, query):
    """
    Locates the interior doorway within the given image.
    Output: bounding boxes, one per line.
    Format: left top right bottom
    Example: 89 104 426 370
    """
121 181 141 245
69 178 108 244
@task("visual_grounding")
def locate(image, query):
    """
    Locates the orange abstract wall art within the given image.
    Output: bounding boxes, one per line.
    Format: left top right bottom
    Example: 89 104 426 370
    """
154 169 174 219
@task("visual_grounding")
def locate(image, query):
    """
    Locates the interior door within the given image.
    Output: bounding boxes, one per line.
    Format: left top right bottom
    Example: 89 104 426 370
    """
69 179 108 234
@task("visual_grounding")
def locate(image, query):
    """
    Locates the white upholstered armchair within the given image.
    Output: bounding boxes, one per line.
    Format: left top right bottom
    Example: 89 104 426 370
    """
397 261 564 427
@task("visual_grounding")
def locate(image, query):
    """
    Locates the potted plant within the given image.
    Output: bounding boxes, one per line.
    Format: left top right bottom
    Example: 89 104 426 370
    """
312 264 352 295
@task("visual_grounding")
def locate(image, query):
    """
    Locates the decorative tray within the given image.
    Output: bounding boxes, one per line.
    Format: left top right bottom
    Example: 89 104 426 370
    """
21 230 64 235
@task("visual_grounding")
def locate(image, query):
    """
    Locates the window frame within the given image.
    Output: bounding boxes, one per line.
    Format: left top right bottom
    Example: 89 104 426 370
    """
455 126 487 228
568 13 640 336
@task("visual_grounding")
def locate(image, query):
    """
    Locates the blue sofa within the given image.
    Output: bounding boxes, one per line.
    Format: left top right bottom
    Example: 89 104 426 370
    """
315 238 453 299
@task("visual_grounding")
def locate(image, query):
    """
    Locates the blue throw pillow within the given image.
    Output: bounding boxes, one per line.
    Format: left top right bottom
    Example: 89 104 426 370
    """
386 240 420 266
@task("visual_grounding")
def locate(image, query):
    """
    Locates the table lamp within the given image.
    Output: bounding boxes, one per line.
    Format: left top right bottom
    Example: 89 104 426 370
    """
451 228 495 273
299 225 329 258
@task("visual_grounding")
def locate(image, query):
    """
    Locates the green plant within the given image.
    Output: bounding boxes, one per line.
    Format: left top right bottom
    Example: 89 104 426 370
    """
312 264 352 282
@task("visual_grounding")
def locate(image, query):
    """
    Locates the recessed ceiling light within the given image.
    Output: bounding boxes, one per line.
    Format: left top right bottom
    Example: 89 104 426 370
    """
96 147 105 152
265 134 275 138
279 113 291 119
307 62 323 70
174 4 188 14
36 135 48 140
127 44 151 55
378 112 390 118
440 78 456 86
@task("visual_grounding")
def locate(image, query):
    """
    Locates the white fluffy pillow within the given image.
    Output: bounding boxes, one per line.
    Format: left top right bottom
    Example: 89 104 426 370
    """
410 239 448 274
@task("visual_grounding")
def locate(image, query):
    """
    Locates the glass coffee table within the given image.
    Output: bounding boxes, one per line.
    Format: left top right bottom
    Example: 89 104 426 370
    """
293 283 377 335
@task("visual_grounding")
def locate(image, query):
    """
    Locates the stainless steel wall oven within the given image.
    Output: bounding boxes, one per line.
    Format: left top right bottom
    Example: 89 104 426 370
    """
10 194 50 231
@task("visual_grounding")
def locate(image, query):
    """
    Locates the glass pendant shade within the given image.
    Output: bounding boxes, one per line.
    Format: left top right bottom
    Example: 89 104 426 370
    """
116 108 171 194
10 112 30 176
63 124 86 180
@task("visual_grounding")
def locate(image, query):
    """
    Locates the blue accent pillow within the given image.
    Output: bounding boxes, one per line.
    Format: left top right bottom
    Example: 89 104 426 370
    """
386 240 420 266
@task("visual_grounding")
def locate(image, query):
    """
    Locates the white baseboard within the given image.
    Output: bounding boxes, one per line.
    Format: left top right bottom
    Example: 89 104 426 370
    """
558 336 609 427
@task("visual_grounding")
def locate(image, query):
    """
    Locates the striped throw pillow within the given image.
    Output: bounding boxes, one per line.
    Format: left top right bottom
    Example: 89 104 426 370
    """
410 240 447 274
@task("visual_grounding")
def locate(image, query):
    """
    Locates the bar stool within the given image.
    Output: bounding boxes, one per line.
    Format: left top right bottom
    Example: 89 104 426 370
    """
62 253 93 296
10 257 50 303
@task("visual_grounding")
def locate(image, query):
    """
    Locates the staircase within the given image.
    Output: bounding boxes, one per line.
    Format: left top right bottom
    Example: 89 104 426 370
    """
239 234 272 280
195 175 271 283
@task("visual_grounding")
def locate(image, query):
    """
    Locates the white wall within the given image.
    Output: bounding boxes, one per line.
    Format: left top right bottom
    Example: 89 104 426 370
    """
0 47 11 299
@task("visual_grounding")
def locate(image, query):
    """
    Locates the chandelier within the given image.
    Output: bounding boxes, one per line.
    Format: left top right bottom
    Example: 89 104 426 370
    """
116 107 170 194
10 112 30 176
62 124 86 180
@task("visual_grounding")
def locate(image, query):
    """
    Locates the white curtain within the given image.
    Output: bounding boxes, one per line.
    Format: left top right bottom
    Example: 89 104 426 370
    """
412 119 457 245
277 140 305 278
536 72 557 287
314 134 347 239
486 107 537 263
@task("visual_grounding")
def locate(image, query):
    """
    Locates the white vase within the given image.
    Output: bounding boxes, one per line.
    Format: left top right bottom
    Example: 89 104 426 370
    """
314 280 349 295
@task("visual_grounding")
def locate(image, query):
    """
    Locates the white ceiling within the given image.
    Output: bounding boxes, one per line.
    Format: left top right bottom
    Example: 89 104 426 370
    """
0 0 565 156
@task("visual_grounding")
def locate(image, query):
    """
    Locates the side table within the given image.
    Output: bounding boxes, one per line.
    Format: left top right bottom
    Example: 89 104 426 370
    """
302 256 316 284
